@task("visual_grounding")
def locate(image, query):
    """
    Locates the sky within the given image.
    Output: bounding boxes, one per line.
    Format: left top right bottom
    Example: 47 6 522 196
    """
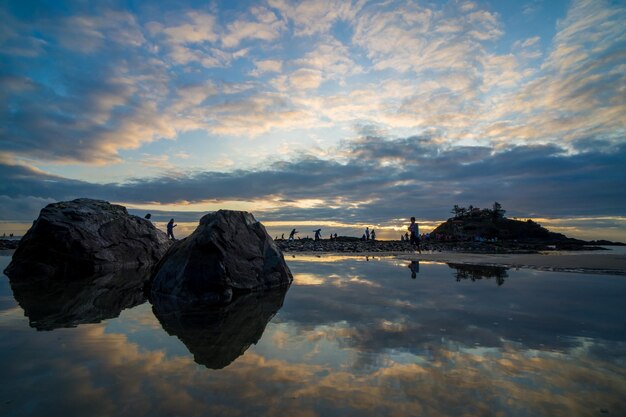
1 0 625 241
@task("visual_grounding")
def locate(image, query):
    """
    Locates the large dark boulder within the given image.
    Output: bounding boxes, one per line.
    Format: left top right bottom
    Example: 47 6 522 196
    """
9 268 150 330
151 210 292 303
152 287 288 369
4 198 171 280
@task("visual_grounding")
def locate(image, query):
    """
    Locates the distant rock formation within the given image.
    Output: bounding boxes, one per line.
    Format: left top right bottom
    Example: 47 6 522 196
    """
4 198 171 280
151 210 292 304
432 215 571 242
152 287 288 369
9 267 150 330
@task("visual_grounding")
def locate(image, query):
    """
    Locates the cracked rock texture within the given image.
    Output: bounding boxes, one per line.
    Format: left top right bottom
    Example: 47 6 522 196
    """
151 210 292 304
4 198 171 280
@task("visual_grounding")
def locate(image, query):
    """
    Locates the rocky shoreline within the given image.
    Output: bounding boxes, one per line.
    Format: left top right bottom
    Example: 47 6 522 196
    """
276 238 609 254
0 239 19 250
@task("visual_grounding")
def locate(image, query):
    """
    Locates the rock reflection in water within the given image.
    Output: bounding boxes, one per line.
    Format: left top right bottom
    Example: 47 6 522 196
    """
152 287 289 369
447 262 509 285
8 268 150 330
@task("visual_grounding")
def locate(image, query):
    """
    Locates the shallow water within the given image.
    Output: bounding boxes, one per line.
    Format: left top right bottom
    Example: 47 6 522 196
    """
1 254 625 417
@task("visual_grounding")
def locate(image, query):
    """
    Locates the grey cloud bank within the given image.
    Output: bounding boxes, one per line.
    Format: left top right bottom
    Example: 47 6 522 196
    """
1 137 624 240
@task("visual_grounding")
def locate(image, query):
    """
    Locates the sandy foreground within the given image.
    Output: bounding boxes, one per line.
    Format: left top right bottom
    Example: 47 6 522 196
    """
291 251 626 275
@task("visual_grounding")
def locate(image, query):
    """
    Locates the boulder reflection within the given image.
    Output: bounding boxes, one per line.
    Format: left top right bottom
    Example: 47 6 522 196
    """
8 268 150 330
447 263 509 286
151 287 289 369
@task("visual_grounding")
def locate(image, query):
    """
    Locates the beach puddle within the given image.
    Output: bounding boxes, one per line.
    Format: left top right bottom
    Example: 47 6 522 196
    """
1 254 625 416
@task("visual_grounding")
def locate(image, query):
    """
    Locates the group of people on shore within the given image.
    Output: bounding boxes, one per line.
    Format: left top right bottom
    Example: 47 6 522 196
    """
362 227 376 241
154 215 422 252
280 217 423 253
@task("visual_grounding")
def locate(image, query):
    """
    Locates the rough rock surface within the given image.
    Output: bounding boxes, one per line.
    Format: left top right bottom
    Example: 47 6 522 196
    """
9 268 150 330
151 210 292 303
4 198 171 280
152 287 288 369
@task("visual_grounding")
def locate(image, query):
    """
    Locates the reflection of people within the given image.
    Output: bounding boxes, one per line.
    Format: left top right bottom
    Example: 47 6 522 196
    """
408 217 421 254
167 219 177 240
408 261 420 279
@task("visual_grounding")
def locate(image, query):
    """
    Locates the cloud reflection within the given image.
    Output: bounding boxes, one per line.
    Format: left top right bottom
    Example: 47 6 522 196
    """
1 258 625 416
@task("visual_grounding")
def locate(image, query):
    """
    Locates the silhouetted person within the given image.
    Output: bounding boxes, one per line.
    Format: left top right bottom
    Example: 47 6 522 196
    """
404 232 409 241
288 228 298 241
334 233 337 239
408 261 420 279
281 233 284 240
167 218 177 240
408 217 421 254
400 234 405 241
365 227 370 240
371 229 376 240
313 229 321 241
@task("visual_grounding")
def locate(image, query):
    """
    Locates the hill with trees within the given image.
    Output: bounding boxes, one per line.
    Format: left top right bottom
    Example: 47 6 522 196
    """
431 202 572 243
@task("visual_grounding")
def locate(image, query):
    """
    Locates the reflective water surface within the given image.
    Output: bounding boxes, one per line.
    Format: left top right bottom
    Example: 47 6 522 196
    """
1 254 625 417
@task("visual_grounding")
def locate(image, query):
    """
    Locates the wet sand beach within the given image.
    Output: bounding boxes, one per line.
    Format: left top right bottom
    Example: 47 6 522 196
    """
290 251 626 275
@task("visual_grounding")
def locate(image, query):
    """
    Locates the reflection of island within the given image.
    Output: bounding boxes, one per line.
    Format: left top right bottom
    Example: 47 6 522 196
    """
447 263 509 286
8 268 150 331
408 261 419 278
152 287 289 369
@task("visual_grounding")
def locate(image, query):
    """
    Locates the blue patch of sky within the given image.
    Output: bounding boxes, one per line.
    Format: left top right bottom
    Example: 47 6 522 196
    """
330 18 355 46
487 0 569 55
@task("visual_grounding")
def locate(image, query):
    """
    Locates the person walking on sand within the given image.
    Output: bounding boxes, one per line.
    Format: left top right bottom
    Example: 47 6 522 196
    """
408 217 421 254
167 218 177 240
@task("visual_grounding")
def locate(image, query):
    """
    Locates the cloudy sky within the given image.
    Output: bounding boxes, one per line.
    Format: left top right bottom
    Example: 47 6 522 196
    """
1 0 625 240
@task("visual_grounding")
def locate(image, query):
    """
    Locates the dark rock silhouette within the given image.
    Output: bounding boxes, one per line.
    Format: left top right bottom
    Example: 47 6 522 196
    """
8 268 150 330
432 215 570 242
152 287 288 369
4 198 171 280
151 210 292 303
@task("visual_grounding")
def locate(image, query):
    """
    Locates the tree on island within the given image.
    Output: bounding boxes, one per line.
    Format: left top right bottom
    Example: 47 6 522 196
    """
492 201 505 222
450 202 506 221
